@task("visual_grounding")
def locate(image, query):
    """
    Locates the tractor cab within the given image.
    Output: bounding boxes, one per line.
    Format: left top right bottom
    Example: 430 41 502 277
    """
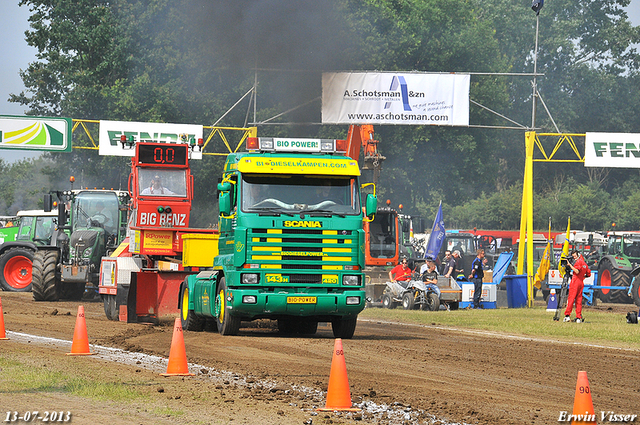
69 191 124 256
15 210 58 245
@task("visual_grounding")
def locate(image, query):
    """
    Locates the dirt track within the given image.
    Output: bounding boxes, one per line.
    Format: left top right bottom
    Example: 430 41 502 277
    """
1 291 639 425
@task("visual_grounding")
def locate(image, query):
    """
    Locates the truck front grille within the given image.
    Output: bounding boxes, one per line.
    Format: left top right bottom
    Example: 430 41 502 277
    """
248 227 357 285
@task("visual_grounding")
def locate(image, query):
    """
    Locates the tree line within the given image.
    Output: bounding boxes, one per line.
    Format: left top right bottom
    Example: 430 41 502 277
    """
3 0 639 230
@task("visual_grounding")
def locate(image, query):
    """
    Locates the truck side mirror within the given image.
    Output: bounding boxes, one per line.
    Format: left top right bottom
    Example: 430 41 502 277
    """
44 194 53 212
365 194 377 218
219 192 231 216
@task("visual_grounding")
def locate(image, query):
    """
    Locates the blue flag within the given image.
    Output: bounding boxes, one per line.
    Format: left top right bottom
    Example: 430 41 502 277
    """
424 202 445 260
531 0 543 15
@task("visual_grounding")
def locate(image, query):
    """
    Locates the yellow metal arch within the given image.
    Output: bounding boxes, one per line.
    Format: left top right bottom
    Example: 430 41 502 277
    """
70 119 257 155
518 131 586 306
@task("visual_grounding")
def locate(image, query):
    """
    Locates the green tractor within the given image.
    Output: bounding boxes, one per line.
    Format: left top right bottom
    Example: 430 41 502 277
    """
0 210 58 292
32 188 130 301
597 232 640 305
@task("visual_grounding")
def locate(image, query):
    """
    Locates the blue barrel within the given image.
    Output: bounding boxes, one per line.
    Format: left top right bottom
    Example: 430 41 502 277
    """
503 275 528 308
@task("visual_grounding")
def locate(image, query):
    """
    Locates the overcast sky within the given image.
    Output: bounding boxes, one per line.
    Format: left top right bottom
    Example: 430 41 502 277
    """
1 1 639 163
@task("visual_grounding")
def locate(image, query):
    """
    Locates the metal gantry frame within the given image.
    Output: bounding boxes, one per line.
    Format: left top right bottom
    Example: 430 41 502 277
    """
70 119 257 155
517 132 586 307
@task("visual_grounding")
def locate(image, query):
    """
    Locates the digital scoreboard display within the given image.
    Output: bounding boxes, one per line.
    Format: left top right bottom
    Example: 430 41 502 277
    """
137 144 188 166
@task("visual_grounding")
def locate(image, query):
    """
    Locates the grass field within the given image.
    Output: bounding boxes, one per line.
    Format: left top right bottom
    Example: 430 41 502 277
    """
0 354 146 402
359 305 640 349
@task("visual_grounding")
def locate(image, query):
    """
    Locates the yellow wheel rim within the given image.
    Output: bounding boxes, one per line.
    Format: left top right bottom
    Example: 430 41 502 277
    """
218 289 225 323
182 287 189 321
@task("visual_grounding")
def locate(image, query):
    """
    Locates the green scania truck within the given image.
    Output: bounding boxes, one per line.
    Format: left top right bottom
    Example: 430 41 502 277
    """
179 136 377 338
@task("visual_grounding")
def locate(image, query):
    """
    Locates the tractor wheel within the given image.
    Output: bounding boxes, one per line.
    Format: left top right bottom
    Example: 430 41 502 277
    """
180 284 204 331
103 294 118 321
31 251 60 301
382 294 397 309
0 248 34 292
423 293 440 311
331 316 358 339
402 292 416 310
597 259 613 303
631 278 640 307
610 269 631 304
214 277 240 335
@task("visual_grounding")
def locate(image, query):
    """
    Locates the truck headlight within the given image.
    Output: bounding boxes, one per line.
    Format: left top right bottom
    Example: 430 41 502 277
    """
242 295 257 304
342 275 360 286
241 273 259 284
82 247 93 258
346 296 361 305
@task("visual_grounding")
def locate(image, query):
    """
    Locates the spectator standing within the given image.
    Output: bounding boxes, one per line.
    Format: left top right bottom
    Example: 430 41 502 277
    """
469 249 486 308
443 250 457 279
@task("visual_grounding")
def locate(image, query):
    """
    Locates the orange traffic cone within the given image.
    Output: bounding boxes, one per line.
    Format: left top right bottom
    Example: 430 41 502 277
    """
317 338 360 412
67 305 94 356
161 318 194 376
570 371 596 424
0 297 9 340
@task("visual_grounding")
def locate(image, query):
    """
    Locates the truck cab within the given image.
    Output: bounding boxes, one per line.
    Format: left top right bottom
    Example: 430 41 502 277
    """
181 136 377 338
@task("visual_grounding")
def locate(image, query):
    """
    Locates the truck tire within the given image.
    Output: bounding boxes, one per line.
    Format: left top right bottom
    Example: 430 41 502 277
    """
180 284 204 331
103 295 118 321
423 293 440 311
214 277 240 335
382 294 397 309
331 316 357 339
32 250 60 301
402 292 416 310
0 248 34 292
631 278 640 307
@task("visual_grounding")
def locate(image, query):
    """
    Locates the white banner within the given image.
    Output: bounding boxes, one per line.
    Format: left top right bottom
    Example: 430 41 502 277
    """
322 72 470 126
99 120 204 159
585 132 640 168
0 115 72 152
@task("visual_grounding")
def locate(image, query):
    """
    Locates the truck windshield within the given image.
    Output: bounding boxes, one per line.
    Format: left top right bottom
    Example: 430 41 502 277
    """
241 175 361 215
138 168 187 197
72 192 120 232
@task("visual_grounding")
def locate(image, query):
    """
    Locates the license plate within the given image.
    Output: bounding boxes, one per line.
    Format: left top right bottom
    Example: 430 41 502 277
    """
287 296 317 304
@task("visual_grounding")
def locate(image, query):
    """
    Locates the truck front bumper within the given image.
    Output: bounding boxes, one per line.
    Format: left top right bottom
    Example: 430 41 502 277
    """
225 288 366 320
